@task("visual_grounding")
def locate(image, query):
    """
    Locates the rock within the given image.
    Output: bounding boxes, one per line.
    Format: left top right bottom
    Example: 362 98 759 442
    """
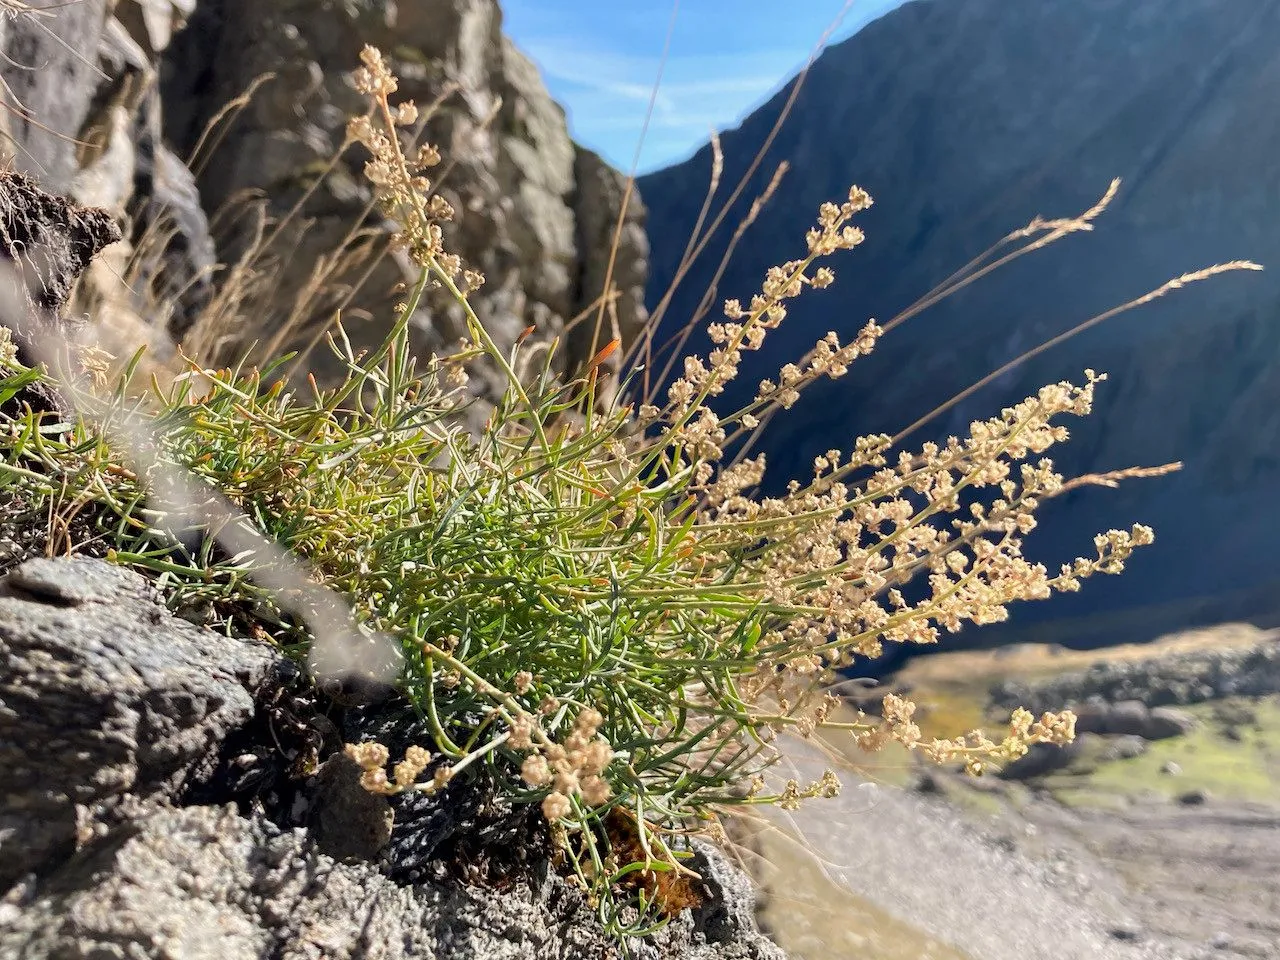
990 629 1280 717
0 556 277 889
689 840 788 958
1178 788 1211 806
1161 760 1183 776
0 0 111 193
0 804 785 960
1106 700 1151 737
999 737 1082 780
1071 699 1111 735
305 752 395 862
0 555 784 958
914 770 945 794
0 0 204 364
0 170 120 317
0 169 121 423
3 0 647 431
156 0 648 416
1108 922 1144 942
1144 706 1198 740
1101 734 1148 761
1209 931 1234 949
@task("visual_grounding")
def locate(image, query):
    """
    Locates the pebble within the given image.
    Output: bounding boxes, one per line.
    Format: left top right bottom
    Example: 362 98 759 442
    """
1102 734 1148 761
1160 760 1182 776
914 771 943 794
1109 921 1143 942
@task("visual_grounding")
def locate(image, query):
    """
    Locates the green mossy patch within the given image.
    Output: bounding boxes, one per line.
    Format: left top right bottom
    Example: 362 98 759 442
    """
1044 696 1280 808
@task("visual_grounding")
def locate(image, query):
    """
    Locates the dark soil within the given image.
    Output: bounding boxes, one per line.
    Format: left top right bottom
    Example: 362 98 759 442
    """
0 170 121 418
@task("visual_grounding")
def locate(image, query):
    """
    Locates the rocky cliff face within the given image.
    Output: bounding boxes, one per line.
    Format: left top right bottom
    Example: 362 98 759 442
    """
1 0 647 422
641 0 1280 657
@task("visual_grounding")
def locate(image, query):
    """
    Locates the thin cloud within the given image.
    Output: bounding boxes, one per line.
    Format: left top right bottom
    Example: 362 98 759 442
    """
525 40 792 96
503 0 912 170
519 34 798 167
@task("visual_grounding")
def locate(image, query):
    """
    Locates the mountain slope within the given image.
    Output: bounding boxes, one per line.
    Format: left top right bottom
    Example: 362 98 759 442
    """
641 0 1280 656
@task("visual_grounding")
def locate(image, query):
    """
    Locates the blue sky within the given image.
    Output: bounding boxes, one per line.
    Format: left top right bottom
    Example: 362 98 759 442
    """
502 1 910 174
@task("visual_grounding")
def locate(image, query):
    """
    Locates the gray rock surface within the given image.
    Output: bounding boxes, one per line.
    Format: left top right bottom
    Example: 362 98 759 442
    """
1106 701 1152 738
0 556 277 889
0 803 783 960
158 0 646 416
0 556 785 959
1001 736 1089 780
0 0 112 194
1 0 213 362
1144 707 1197 740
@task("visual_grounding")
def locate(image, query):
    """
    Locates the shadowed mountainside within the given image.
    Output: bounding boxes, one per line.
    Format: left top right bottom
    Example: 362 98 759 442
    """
641 0 1280 660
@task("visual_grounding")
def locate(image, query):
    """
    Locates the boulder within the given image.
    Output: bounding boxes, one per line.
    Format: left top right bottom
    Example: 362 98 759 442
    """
0 170 120 317
1000 734 1090 780
0 556 277 889
1105 700 1151 737
1143 706 1198 740
1071 699 1112 735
